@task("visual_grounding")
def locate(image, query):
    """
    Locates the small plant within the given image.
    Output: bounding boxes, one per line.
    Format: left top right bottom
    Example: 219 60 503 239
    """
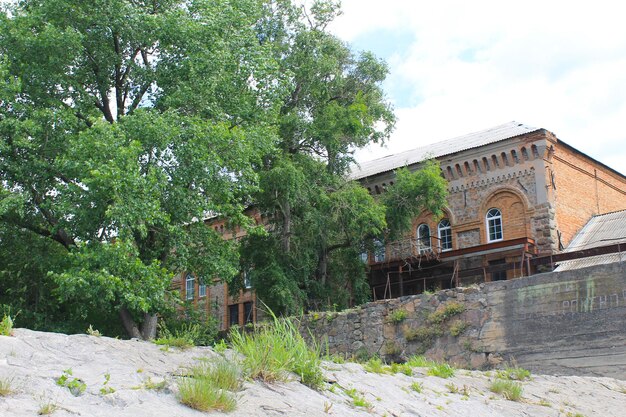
364 357 386 374
0 313 14 336
427 363 455 378
230 310 323 388
177 357 241 412
0 377 14 396
213 339 228 354
143 377 168 391
383 340 401 356
86 325 101 337
445 382 459 393
406 355 437 368
427 302 465 324
389 309 408 324
389 362 412 376
99 373 115 395
449 320 468 337
154 322 199 350
38 401 58 415
345 388 371 408
539 399 551 407
495 367 531 381
404 326 442 343
489 379 523 401
410 381 423 393
56 369 86 396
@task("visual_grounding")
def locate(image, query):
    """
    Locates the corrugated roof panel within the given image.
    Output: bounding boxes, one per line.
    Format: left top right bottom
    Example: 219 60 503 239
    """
350 121 540 180
555 209 626 271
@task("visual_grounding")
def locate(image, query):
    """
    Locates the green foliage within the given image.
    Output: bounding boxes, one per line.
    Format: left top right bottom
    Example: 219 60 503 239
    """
213 339 228 354
158 303 219 347
56 369 86 396
37 401 58 415
0 312 14 336
389 309 408 324
363 357 386 374
154 322 199 350
405 355 437 368
495 367 531 381
489 379 523 401
86 325 101 337
426 363 455 378
99 373 115 395
344 388 372 409
230 311 323 388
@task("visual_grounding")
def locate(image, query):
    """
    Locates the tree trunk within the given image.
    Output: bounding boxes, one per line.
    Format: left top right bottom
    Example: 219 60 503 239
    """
119 307 142 339
140 313 158 340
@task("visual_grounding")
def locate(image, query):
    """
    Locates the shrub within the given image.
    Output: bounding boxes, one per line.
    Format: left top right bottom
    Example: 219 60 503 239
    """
389 309 407 324
489 379 523 401
404 326 441 343
427 363 455 378
158 302 219 346
230 311 323 388
495 367 531 381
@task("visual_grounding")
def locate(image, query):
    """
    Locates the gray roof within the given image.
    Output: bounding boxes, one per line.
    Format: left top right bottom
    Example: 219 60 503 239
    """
350 121 540 180
555 209 626 271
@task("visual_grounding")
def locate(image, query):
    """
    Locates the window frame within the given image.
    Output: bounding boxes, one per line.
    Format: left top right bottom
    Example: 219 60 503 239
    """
185 273 195 300
437 219 453 252
486 208 504 242
417 223 432 254
373 239 385 262
198 276 206 298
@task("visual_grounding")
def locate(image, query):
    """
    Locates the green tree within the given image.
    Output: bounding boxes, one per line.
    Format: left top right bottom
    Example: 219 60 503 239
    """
0 0 282 338
236 1 447 314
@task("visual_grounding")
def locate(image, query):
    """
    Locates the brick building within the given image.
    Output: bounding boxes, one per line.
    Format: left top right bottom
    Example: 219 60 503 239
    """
177 121 626 328
352 122 626 299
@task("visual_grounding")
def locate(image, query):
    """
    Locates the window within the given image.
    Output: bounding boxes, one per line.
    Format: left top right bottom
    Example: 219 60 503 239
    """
185 273 195 300
359 251 369 263
373 239 385 262
198 277 206 298
489 259 507 281
417 223 431 254
486 208 503 242
244 302 254 324
243 270 252 289
228 304 239 327
437 219 452 251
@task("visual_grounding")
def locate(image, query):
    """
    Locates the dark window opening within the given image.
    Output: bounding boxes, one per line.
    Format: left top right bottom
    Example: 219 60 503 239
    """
489 259 507 281
228 304 239 327
244 302 254 324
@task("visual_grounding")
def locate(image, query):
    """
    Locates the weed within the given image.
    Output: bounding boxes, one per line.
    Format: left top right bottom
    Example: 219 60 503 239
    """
383 340 401 356
143 377 167 391
0 377 13 396
405 355 437 368
353 346 372 363
154 322 199 350
38 401 58 415
176 357 241 412
213 339 228 354
427 302 465 324
0 313 14 336
230 311 323 388
86 325 101 337
566 413 585 417
389 309 408 324
56 369 86 396
427 363 455 378
495 367 531 381
364 357 386 374
410 381 423 393
489 379 523 401
389 362 412 376
327 354 346 364
345 388 371 408
404 326 442 344
449 320 468 337
539 399 551 407
99 373 115 395
323 401 333 413
446 383 459 393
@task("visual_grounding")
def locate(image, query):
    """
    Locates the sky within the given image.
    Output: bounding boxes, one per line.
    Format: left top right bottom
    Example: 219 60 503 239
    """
328 0 626 175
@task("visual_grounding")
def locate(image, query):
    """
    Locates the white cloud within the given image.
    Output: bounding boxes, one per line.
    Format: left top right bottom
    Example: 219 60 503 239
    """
331 0 626 175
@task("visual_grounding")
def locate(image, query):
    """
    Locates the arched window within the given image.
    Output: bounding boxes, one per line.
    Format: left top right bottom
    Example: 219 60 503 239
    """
511 150 519 164
531 144 540 159
185 273 195 300
521 147 529 161
486 208 503 242
446 166 454 179
373 239 385 262
455 164 463 177
473 159 482 173
437 219 452 251
501 152 509 166
417 223 431 254
491 155 499 168
464 161 471 175
482 157 490 171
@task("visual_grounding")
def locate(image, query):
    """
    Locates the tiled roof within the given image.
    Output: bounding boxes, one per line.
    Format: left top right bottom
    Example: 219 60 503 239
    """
555 209 626 271
350 121 540 180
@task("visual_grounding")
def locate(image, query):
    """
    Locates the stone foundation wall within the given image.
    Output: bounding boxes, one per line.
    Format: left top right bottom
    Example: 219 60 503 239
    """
301 261 626 378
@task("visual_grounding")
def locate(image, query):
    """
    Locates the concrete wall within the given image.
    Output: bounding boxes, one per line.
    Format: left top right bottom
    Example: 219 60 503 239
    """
301 261 626 378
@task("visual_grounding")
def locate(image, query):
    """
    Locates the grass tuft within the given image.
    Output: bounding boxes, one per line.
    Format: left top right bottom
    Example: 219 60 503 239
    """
410 381 423 393
230 310 323 388
0 377 14 396
427 362 455 378
0 313 14 336
489 379 523 401
495 367 531 381
177 357 240 412
389 309 408 324
37 401 58 415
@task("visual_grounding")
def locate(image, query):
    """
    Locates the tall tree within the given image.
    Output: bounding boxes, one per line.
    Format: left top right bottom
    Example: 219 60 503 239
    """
236 1 447 314
0 0 282 338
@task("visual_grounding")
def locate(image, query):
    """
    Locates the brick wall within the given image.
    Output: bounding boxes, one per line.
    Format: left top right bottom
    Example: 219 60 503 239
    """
551 143 626 247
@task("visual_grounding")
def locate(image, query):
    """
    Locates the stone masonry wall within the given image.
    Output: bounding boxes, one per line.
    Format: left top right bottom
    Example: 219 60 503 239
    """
301 261 626 378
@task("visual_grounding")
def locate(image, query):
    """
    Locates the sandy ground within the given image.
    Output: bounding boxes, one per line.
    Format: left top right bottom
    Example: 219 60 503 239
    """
1 329 625 416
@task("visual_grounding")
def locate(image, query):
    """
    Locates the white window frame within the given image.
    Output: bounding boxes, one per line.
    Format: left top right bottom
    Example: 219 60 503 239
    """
417 223 431 254
486 208 503 242
198 276 206 298
243 270 252 289
437 219 452 252
373 239 385 262
185 273 195 300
